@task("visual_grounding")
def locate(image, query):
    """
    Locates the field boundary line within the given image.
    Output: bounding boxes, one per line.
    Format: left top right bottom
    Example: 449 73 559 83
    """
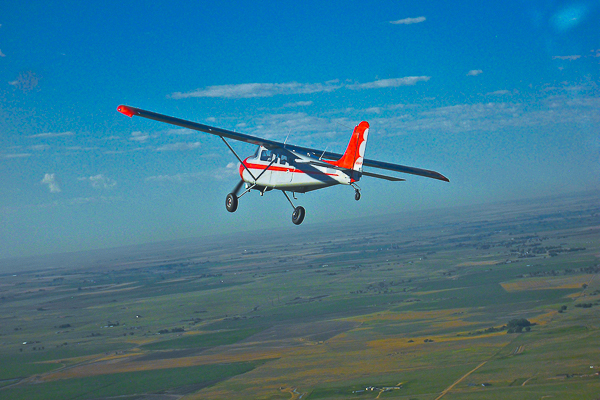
433 361 487 400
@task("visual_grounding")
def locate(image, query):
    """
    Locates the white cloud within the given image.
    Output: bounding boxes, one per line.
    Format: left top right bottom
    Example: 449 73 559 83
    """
78 174 116 189
29 131 74 138
130 131 150 142
146 172 203 184
146 163 239 184
29 144 50 151
212 162 239 180
467 69 483 76
487 90 513 96
170 81 341 99
166 128 194 135
66 146 98 151
284 101 314 108
155 142 202 151
41 173 61 193
552 55 581 61
0 49 5 57
390 16 426 25
9 71 40 92
348 76 430 89
368 86 600 136
169 77 429 99
2 153 32 159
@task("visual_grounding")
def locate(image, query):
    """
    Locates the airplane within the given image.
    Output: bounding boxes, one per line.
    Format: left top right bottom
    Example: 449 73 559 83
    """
117 105 449 225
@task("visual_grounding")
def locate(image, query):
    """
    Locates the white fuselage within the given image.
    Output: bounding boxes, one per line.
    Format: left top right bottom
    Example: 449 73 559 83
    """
240 146 355 193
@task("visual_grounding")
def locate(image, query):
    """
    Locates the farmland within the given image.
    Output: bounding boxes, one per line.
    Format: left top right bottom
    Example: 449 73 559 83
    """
1 190 599 399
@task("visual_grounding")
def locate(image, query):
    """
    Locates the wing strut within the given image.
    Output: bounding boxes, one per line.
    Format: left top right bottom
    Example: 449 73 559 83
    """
219 136 278 197
219 136 257 182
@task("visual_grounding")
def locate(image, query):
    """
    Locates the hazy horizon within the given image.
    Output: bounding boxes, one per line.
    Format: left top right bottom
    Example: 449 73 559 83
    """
2 1 599 258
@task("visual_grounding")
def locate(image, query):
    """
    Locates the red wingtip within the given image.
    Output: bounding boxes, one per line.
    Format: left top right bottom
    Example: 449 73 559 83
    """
117 105 135 118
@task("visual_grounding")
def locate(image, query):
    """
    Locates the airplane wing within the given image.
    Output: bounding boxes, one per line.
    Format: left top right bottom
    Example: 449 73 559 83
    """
117 105 449 182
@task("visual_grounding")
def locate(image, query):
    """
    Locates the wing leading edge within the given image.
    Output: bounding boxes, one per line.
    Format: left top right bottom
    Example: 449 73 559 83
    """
117 105 449 182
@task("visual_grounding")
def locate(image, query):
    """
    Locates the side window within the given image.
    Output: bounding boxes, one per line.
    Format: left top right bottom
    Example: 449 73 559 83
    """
260 149 272 161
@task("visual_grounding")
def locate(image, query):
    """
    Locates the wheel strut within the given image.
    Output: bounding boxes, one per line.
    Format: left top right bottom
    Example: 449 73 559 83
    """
283 191 305 225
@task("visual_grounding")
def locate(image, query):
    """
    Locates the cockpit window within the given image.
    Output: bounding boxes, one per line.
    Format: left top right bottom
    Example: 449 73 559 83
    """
260 149 272 161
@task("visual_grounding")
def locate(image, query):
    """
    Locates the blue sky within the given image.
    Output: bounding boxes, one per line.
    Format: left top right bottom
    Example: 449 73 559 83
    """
1 0 599 259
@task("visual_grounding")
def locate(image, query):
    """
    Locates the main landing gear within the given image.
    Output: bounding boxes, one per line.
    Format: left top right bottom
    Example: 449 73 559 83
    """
283 191 305 225
224 183 306 225
225 180 245 213
292 205 305 225
225 193 238 212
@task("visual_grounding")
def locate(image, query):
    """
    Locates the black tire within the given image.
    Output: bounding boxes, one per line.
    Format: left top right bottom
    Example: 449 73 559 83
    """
225 193 238 213
292 206 305 225
355 191 361 201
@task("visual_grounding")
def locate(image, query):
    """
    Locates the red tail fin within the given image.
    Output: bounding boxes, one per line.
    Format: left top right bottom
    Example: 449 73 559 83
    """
333 121 369 172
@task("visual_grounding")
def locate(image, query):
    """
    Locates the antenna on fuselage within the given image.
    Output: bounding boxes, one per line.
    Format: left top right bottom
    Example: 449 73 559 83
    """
283 129 291 147
319 146 329 160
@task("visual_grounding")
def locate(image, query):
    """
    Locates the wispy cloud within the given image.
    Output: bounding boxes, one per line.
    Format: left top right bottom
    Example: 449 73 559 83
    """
552 55 581 61
66 146 98 151
146 163 238 184
390 16 426 25
0 49 5 57
78 174 116 189
487 90 513 96
170 81 341 99
30 144 50 151
41 173 61 193
9 71 40 92
369 86 600 136
1 153 31 159
130 131 150 142
170 77 429 99
348 76 430 89
146 172 203 184
29 131 74 138
284 101 314 108
155 142 202 151
467 69 483 76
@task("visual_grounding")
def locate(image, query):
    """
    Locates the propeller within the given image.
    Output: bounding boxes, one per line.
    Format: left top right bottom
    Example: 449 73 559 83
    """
232 180 245 196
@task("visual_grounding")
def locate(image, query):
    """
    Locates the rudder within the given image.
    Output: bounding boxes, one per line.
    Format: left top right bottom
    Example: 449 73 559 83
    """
333 121 369 172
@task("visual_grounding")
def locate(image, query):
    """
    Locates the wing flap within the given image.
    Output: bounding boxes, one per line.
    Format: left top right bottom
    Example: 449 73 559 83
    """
362 159 449 182
362 171 406 181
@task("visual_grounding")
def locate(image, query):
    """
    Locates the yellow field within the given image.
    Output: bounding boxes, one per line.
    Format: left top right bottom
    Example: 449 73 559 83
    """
500 274 594 292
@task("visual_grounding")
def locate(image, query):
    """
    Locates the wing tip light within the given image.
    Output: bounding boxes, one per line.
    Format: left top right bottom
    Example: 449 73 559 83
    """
117 105 135 118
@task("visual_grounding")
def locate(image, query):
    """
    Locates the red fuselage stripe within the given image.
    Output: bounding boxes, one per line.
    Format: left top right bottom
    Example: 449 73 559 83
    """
241 160 337 176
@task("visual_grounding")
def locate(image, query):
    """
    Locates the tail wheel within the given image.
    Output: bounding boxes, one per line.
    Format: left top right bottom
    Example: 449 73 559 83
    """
355 190 361 201
292 206 305 225
225 193 238 213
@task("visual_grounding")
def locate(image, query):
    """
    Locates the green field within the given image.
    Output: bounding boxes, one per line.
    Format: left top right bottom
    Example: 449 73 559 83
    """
1 191 599 399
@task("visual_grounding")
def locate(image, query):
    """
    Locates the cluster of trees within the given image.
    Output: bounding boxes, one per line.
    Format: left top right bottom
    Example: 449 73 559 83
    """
574 303 595 308
158 327 185 334
507 318 533 333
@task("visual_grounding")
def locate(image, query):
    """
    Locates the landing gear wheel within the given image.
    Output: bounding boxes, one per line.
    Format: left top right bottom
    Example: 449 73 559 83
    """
292 206 305 225
225 193 238 213
355 190 361 201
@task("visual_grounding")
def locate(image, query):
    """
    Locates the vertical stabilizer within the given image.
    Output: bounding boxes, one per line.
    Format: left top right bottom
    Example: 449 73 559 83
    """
333 121 369 172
